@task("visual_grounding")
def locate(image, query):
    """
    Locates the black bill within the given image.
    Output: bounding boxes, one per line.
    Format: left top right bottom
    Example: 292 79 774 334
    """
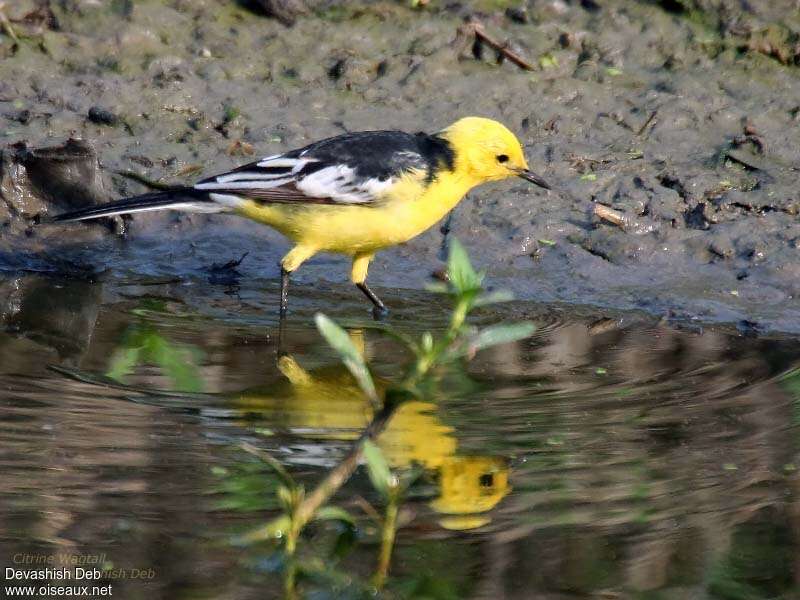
518 169 551 190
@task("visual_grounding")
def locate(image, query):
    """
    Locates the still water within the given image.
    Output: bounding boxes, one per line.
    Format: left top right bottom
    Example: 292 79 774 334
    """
2 273 799 599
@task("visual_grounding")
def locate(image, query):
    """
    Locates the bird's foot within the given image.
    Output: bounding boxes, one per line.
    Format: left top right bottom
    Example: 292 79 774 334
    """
357 282 388 320
372 304 389 321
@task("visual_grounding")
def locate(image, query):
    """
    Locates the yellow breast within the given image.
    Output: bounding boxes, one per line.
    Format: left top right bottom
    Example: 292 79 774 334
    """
235 170 477 255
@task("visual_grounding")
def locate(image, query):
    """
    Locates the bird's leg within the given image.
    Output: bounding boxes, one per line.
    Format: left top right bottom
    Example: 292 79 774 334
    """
276 293 289 356
351 253 387 318
358 282 387 318
280 267 290 317
278 245 317 317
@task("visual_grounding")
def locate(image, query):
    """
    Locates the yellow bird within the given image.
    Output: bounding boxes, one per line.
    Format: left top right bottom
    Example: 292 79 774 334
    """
53 117 550 315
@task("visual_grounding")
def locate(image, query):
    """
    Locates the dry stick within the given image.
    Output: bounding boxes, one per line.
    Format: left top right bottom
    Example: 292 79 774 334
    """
472 23 535 71
593 203 657 234
636 110 658 137
593 203 627 228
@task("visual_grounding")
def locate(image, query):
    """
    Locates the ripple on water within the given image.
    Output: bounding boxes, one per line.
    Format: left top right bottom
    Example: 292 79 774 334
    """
1 273 799 598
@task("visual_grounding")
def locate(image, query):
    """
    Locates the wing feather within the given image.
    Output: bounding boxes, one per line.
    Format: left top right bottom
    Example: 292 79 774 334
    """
194 130 450 208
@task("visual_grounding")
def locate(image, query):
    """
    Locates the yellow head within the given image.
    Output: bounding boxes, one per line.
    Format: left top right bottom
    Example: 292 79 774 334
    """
441 117 550 189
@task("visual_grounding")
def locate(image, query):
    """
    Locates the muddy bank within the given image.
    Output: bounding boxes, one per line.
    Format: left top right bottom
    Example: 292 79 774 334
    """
0 0 798 331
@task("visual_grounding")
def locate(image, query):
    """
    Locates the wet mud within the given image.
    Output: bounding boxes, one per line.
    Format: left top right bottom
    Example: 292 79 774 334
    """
0 0 798 330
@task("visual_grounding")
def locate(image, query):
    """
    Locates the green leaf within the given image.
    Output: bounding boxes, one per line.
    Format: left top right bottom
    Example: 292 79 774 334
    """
447 238 483 295
460 322 535 357
361 323 420 355
314 506 356 527
210 460 285 512
238 442 296 490
223 104 241 122
106 346 141 381
363 439 395 499
472 289 515 308
399 464 424 492
539 54 559 69
315 313 379 406
277 485 295 513
626 149 644 160
424 282 449 294
146 334 204 393
106 325 203 392
235 515 292 544
421 332 434 354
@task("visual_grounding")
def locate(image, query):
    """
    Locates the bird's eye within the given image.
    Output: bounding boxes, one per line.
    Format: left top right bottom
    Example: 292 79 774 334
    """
496 154 509 163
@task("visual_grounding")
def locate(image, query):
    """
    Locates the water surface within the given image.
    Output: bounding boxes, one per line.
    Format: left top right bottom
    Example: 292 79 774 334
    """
2 273 799 599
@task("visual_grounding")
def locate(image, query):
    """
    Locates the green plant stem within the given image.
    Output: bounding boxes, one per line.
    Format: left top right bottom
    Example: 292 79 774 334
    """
373 496 399 589
268 246 488 587
290 399 400 534
450 298 469 332
283 558 297 600
405 298 468 387
285 529 298 556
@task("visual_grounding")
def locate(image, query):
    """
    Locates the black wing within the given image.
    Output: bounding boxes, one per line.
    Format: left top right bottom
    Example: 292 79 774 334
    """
194 130 455 205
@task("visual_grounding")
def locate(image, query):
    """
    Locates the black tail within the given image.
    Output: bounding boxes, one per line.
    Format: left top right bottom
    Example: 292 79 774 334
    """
49 188 227 223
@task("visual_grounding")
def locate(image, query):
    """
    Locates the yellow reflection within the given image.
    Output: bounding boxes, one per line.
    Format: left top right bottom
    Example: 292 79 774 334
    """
432 456 509 515
233 333 510 528
438 515 492 531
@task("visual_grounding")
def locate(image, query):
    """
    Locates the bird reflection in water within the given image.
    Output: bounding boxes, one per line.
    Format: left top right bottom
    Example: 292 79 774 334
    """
234 330 510 530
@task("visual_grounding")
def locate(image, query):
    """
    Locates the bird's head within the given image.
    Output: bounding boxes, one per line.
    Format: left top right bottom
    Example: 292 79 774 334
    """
442 117 550 189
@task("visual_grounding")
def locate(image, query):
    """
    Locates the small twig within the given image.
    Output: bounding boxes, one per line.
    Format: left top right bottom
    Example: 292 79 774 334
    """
456 20 535 71
353 494 383 524
593 204 657 235
0 3 20 43
636 110 658 137
593 204 627 228
473 23 535 71
113 169 184 191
